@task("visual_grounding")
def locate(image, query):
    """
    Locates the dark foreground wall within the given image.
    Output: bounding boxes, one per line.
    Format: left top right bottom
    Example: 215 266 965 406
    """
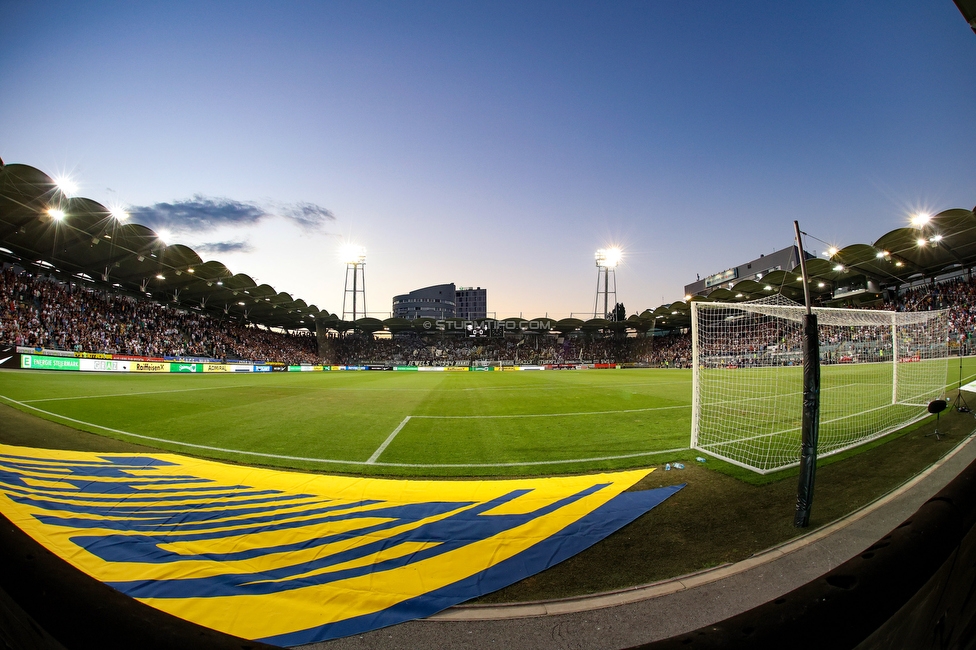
636 456 976 650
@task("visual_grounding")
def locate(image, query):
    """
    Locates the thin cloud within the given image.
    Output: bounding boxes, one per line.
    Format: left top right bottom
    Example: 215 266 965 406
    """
130 195 335 234
276 201 336 232
195 241 255 254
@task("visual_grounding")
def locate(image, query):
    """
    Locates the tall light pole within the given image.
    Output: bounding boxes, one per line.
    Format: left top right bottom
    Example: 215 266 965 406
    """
594 247 621 319
341 244 367 321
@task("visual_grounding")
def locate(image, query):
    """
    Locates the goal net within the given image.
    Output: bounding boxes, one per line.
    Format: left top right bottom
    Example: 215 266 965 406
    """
691 296 948 474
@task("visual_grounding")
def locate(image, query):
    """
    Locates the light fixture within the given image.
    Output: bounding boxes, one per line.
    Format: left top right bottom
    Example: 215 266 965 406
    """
53 175 77 197
340 243 367 265
47 208 65 220
595 247 623 269
911 213 931 227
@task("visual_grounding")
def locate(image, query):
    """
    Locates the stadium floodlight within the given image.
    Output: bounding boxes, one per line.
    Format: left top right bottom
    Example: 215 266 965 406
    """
340 243 367 265
53 175 77 197
833 264 844 272
595 247 622 269
876 250 889 259
911 213 931 227
155 274 165 280
341 243 367 320
827 246 839 257
109 205 129 222
47 208 65 221
157 229 171 245
931 234 943 242
593 247 620 319
917 238 927 247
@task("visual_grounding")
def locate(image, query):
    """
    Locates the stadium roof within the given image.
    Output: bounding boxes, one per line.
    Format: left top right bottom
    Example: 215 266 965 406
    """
4 160 973 337
645 204 976 332
0 162 325 331
955 0 976 35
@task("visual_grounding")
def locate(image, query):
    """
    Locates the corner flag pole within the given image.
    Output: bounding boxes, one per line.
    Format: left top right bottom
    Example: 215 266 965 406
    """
793 221 821 528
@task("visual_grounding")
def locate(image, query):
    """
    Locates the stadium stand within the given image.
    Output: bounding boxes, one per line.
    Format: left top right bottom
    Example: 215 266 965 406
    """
330 333 690 367
0 266 318 364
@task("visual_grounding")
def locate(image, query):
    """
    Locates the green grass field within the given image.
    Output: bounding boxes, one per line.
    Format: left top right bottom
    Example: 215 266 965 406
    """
1 360 973 478
0 368 694 476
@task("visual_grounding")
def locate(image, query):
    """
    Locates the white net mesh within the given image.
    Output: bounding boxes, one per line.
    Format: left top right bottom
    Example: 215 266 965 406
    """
691 297 949 474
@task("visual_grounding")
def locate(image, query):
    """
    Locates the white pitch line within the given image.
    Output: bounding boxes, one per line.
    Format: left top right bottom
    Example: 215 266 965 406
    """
0 395 686 469
367 416 411 464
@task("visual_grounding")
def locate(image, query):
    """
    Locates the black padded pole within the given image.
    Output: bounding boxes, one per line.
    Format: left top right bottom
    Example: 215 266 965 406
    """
792 221 821 528
794 311 821 528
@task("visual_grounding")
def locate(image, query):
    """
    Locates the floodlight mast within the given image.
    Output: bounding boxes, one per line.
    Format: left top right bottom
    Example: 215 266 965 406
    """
341 246 367 321
594 248 620 319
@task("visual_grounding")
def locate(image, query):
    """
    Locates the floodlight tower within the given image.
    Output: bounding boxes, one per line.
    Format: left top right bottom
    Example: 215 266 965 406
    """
341 245 367 321
594 248 621 319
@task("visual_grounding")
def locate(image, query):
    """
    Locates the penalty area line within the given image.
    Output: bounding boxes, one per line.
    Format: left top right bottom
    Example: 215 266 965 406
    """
367 416 411 464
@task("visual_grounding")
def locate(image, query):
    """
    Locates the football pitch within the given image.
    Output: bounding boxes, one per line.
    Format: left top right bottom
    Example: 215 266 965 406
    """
1 361 973 478
0 369 693 476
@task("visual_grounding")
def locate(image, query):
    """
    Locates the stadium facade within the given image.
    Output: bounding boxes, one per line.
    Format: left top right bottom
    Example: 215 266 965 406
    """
392 284 489 320
456 287 487 319
392 283 458 319
684 245 807 298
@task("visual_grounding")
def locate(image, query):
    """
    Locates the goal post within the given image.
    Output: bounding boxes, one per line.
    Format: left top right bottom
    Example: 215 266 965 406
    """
691 296 949 474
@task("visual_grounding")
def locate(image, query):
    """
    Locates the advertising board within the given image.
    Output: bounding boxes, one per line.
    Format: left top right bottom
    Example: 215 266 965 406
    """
79 359 129 372
130 361 171 373
21 355 81 371
0 346 18 369
170 363 204 373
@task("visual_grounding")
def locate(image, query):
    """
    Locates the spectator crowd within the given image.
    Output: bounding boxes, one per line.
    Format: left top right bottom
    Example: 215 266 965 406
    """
330 331 691 367
6 263 975 368
1 266 318 364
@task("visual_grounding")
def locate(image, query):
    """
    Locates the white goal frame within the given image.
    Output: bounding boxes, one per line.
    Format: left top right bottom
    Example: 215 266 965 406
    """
691 298 949 474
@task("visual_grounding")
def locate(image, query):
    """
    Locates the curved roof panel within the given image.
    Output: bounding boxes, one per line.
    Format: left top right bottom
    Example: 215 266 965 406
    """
0 163 320 331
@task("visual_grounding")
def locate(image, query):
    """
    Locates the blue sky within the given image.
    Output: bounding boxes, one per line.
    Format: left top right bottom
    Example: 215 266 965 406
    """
1 1 974 319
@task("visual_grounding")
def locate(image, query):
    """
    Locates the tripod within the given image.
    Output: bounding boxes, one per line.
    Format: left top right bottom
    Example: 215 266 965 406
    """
951 345 972 414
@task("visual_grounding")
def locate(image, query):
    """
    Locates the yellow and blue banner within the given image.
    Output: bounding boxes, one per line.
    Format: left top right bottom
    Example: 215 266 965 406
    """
0 444 681 645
